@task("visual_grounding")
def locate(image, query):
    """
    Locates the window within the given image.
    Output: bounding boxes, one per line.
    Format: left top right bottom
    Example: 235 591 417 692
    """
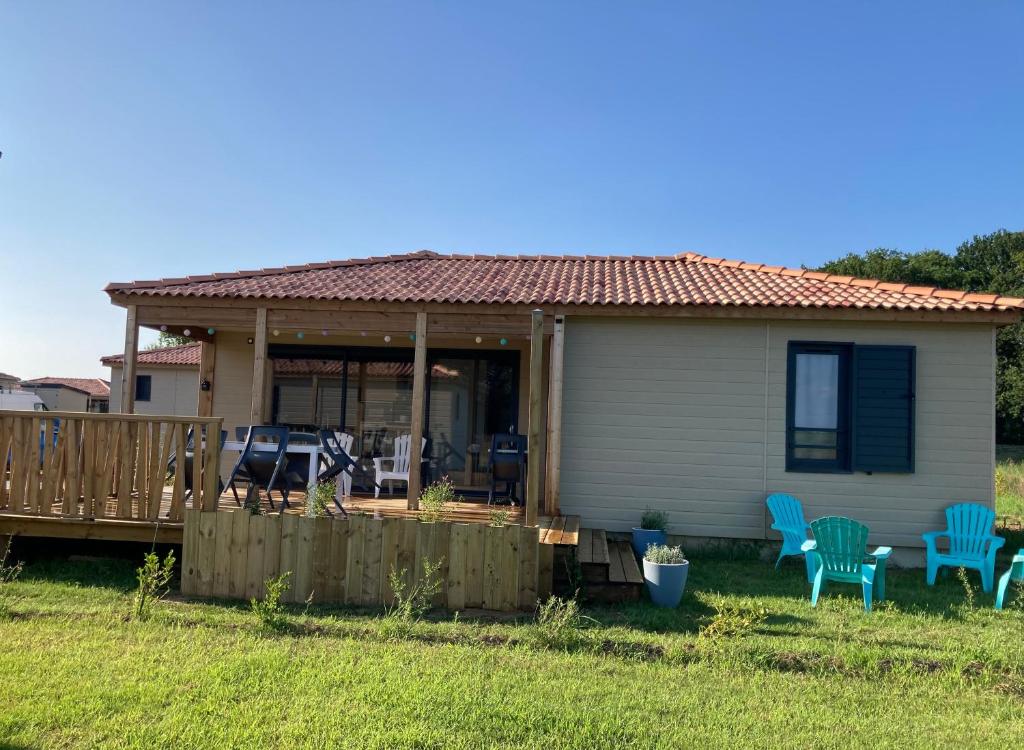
135 375 152 402
787 343 851 472
786 342 915 474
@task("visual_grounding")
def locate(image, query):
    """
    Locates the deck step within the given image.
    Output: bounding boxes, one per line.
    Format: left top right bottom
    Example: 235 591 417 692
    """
577 528 610 565
608 540 644 585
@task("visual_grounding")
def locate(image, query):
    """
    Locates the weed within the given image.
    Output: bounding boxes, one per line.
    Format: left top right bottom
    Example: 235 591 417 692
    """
306 480 334 518
488 508 511 527
957 566 977 613
532 594 596 651
0 542 23 617
419 477 456 524
133 550 175 621
385 557 444 626
251 572 292 633
698 603 768 648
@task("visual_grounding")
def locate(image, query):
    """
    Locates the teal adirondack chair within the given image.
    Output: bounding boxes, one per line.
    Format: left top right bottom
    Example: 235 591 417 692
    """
766 493 816 581
995 549 1024 610
801 516 892 613
922 503 1005 593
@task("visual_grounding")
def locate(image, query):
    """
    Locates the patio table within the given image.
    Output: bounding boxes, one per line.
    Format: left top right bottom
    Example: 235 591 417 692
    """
222 439 322 490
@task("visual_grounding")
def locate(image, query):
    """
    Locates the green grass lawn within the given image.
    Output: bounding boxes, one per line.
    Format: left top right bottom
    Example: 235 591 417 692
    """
2 547 1024 749
998 445 1024 522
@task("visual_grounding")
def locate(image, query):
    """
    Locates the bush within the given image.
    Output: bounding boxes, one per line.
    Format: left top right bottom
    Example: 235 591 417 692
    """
640 508 669 531
133 550 175 620
532 595 596 650
385 557 443 624
419 477 457 524
251 572 291 633
644 544 687 564
488 508 510 527
306 480 335 518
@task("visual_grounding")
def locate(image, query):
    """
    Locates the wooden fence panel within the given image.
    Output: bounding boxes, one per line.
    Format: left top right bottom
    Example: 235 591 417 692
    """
178 512 550 613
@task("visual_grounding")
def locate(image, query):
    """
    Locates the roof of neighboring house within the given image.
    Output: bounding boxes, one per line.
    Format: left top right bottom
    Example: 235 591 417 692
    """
104 250 1024 314
0 372 19 382
21 377 111 398
101 343 201 368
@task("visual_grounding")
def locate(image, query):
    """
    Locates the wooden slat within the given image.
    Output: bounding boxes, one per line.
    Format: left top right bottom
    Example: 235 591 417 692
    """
591 529 609 565
501 524 519 612
537 543 554 601
518 524 539 610
395 518 418 602
446 523 468 610
465 522 484 608
607 540 626 584
545 516 566 546
615 541 644 584
92 420 110 518
0 417 12 509
181 508 200 595
39 417 57 514
293 516 315 604
261 514 282 599
134 420 149 519
344 514 365 605
146 422 163 519
28 417 42 514
482 525 501 610
169 421 187 520
310 516 332 603
560 515 580 546
202 420 222 511
196 510 218 596
80 419 96 517
279 513 300 603
431 521 451 607
326 517 348 602
63 419 80 516
378 517 400 605
536 516 553 545
228 509 250 599
116 421 134 518
361 518 383 605
212 510 233 597
245 514 267 600
191 421 203 511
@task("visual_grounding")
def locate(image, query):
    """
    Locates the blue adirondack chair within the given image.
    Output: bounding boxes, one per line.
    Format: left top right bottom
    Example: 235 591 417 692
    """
994 549 1024 610
922 503 1005 593
801 516 892 613
766 493 815 581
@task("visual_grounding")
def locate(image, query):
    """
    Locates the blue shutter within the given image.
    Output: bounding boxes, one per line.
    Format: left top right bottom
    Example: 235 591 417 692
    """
852 345 915 473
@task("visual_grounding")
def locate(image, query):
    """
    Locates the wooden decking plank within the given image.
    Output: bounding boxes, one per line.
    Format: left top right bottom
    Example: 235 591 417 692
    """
619 543 644 584
560 515 580 546
606 540 627 583
577 528 593 564
536 516 553 545
546 516 566 545
591 529 610 565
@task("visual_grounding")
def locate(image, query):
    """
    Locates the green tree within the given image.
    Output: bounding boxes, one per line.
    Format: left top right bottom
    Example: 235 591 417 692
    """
817 229 1024 444
147 331 193 350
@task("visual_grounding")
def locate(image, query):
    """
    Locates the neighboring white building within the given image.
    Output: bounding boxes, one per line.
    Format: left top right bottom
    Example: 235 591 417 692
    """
19 377 110 412
102 343 199 416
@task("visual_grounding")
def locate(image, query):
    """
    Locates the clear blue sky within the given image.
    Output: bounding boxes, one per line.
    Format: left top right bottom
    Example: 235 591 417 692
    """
2 2 1022 378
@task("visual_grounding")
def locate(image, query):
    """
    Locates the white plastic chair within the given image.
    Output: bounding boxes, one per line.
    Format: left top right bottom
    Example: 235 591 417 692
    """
372 435 426 498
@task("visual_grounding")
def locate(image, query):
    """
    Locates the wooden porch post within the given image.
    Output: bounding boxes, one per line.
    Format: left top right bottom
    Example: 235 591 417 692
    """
119 304 139 414
250 307 268 424
407 312 428 509
198 339 216 418
526 309 545 526
544 315 565 516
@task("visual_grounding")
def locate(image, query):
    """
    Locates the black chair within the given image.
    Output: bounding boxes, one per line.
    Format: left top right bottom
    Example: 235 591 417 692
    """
488 433 526 505
225 426 305 511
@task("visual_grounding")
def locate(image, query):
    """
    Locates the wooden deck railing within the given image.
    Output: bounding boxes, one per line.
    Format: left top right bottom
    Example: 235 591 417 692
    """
0 410 223 522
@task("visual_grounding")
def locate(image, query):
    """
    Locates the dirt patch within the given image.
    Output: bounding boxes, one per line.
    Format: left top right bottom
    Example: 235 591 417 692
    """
769 651 845 673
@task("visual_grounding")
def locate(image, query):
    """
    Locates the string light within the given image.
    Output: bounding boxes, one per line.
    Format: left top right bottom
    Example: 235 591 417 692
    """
384 335 392 343
475 336 482 344
321 329 328 336
409 333 416 341
499 338 508 346
159 325 168 332
360 331 367 337
297 331 305 339
183 328 191 337
273 329 280 337
207 327 215 335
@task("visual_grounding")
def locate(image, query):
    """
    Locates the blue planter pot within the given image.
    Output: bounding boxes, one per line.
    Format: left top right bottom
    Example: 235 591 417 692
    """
631 528 667 558
642 559 689 608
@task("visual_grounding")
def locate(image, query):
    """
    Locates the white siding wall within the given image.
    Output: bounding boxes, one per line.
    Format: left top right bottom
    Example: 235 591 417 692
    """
108 366 198 416
559 317 996 550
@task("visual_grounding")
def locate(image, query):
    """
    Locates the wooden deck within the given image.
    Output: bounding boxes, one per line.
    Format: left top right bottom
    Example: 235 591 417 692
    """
0 489 580 546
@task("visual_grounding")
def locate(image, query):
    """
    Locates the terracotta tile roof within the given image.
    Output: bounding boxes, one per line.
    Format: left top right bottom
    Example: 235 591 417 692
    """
22 377 111 398
104 250 1024 314
101 343 201 367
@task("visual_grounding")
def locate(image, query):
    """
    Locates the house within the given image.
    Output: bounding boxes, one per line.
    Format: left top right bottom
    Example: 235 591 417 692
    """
19 377 110 413
90 250 1021 552
0 372 20 391
102 343 200 416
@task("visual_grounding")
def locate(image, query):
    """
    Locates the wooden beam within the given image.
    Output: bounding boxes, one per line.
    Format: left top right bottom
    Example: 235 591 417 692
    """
407 312 428 509
544 316 565 516
197 339 216 418
250 308 268 424
119 305 139 414
526 309 544 527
